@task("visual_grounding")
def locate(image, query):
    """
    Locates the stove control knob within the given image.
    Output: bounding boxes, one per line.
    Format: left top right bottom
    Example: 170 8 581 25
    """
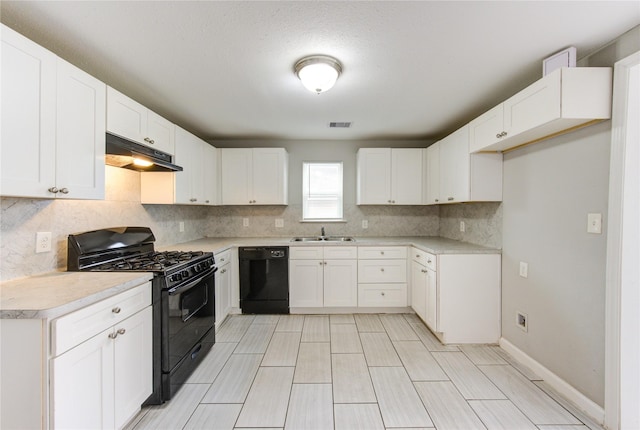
172 273 182 282
182 270 189 278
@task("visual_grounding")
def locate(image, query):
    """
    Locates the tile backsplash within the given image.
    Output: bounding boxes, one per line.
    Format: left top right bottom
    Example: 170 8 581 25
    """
0 167 502 281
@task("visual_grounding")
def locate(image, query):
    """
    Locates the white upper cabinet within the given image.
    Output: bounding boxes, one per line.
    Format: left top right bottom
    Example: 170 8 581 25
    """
357 148 423 205
55 58 106 200
1 25 105 200
140 126 217 205
220 148 288 205
107 87 175 155
424 144 440 204
469 67 612 153
425 126 502 204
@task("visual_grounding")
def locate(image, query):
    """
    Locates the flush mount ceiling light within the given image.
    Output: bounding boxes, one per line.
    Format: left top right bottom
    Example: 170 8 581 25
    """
294 55 342 94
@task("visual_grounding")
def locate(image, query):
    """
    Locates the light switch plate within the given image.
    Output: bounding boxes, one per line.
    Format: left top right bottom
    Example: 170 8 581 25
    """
362 220 368 229
179 221 185 232
460 221 465 232
243 218 249 227
519 261 528 278
275 219 284 228
587 213 602 234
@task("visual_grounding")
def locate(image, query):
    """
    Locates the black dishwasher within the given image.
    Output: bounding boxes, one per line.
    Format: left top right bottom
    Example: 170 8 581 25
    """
239 247 289 314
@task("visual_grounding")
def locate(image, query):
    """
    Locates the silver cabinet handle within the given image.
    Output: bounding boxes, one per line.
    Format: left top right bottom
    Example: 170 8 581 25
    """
48 187 59 193
220 258 225 262
392 200 395 203
319 261 323 265
190 198 197 202
206 200 210 203
117 328 126 335
108 332 118 339
416 254 420 258
380 268 385 272
421 269 428 273
144 137 155 144
448 197 454 201
59 188 69 194
220 269 227 274
427 259 432 264
112 307 121 314
435 199 439 202
381 292 385 296
324 261 328 265
380 251 385 255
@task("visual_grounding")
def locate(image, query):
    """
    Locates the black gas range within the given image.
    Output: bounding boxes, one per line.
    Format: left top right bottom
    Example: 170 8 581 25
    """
67 227 217 404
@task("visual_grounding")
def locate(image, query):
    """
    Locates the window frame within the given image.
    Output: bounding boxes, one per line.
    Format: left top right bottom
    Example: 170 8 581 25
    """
301 161 345 222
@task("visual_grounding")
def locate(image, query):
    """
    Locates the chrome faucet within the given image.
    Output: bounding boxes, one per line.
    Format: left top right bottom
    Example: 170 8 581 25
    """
321 226 325 237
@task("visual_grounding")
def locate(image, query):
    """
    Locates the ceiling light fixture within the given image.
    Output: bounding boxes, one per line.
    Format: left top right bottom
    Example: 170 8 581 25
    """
294 55 342 94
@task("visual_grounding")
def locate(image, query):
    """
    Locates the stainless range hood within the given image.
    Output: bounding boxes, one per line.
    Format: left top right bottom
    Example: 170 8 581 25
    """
105 133 183 172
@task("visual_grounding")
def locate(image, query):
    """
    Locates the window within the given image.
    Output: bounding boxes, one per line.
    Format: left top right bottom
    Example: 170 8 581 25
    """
302 162 343 220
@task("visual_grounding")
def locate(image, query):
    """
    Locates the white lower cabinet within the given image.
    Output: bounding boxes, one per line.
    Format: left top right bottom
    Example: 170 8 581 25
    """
410 252 501 344
289 246 357 308
215 249 233 329
357 246 408 307
50 282 153 429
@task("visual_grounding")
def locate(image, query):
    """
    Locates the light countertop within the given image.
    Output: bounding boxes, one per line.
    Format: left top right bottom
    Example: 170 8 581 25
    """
160 236 501 256
0 271 153 319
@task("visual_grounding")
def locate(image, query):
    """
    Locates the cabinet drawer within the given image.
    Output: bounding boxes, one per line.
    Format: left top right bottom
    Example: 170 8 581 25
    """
215 249 232 266
358 260 407 283
52 282 151 357
358 246 407 259
323 246 357 259
411 248 436 271
290 246 324 260
358 284 407 307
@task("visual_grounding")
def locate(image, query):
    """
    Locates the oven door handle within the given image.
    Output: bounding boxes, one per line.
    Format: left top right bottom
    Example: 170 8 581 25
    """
167 266 218 295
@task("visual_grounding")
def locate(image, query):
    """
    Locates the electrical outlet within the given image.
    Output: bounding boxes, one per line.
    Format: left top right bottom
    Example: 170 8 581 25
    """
460 221 465 232
519 262 528 278
243 218 249 227
275 219 284 228
362 220 368 229
587 213 602 234
179 221 185 232
516 311 528 332
36 232 52 253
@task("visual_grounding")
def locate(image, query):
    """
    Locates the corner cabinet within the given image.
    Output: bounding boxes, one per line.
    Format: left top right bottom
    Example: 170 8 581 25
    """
357 148 423 205
106 87 175 155
1 24 105 200
140 126 218 205
220 148 288 205
424 126 502 204
469 67 612 153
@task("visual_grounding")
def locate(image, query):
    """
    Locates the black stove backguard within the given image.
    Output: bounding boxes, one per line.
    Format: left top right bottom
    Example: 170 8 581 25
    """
66 226 216 405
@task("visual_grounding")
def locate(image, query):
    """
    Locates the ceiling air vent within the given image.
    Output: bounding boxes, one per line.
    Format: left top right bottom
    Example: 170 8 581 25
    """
329 122 352 128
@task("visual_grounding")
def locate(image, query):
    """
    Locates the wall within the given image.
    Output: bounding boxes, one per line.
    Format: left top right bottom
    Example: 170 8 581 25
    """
501 25 640 408
439 202 502 249
0 166 207 281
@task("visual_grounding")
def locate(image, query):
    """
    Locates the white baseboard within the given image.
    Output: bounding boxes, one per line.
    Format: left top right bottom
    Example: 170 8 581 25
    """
499 337 605 424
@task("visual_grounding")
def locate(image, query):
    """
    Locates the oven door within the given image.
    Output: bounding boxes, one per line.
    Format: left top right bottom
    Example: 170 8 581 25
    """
162 267 216 373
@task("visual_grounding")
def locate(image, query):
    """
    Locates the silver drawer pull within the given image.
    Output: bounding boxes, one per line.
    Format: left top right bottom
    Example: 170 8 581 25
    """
416 254 420 258
112 307 121 314
380 268 385 272
108 332 118 339
380 251 385 255
117 328 126 335
59 188 69 194
220 269 227 274
421 269 428 273
448 197 454 201
48 187 59 193
381 292 385 296
427 259 432 264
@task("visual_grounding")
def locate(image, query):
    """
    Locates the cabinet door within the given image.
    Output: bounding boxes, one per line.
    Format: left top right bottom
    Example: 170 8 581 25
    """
289 260 324 307
1 24 57 198
323 260 358 307
425 144 440 204
107 86 147 145
439 126 470 203
203 144 218 205
174 127 203 204
215 263 231 326
504 70 561 138
468 103 503 153
114 306 152 430
56 58 106 200
425 268 438 332
357 148 391 204
252 148 287 204
221 148 252 205
147 110 175 155
51 327 115 430
391 148 423 204
410 260 427 322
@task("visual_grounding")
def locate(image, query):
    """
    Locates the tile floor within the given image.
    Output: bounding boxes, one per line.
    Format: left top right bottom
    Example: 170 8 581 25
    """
126 313 603 430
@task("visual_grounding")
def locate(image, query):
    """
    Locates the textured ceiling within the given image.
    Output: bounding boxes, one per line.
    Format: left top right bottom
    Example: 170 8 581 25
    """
1 1 638 142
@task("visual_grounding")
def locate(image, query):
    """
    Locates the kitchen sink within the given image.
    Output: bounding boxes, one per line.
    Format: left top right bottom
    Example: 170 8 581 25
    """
291 236 355 242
